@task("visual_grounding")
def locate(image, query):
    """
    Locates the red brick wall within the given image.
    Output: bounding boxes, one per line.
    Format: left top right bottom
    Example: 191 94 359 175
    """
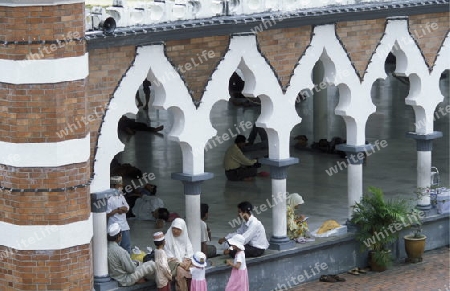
166 35 230 101
409 12 449 68
0 3 93 290
258 26 312 89
0 244 92 291
0 81 88 143
336 18 386 79
86 45 137 171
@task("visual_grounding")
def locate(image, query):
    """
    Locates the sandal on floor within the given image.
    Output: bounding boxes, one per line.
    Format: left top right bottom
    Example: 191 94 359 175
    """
357 268 368 274
330 275 346 282
319 275 337 282
347 268 360 275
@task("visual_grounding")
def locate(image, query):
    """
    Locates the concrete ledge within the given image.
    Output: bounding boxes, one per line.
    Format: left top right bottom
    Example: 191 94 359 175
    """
116 213 449 291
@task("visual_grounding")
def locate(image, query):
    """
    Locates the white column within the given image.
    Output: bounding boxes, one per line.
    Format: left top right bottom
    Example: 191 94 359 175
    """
186 194 201 253
313 60 328 142
171 172 214 254
93 212 109 277
271 179 287 238
347 164 363 219
91 189 118 291
406 131 443 210
417 151 432 207
260 157 298 250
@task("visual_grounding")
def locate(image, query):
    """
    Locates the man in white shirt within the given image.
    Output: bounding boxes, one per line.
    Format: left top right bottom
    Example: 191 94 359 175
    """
107 176 131 254
218 201 269 258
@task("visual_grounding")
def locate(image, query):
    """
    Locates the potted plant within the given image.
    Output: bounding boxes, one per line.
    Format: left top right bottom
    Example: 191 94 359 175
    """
350 186 410 272
404 223 426 263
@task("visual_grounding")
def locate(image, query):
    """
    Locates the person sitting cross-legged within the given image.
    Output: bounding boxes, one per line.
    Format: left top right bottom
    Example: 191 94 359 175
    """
107 223 156 287
223 135 261 181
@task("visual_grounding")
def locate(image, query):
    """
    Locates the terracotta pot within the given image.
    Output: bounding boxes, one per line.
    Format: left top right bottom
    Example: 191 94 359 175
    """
368 250 390 272
404 235 426 263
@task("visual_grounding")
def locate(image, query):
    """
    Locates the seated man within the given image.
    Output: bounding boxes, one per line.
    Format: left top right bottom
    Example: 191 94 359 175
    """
201 203 217 258
131 184 164 221
223 135 261 181
218 201 269 258
107 223 156 287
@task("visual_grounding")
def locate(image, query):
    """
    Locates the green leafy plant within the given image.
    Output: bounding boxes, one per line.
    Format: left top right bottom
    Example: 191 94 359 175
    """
350 186 411 269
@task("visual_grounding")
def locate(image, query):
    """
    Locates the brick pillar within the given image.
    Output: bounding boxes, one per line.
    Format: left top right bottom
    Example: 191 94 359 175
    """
0 1 93 290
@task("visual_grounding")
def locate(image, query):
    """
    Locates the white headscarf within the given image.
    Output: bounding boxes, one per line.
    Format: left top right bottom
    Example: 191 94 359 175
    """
286 193 304 209
164 218 193 262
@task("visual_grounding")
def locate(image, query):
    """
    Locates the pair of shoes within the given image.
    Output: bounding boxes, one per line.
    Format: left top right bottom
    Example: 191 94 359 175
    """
330 275 346 282
348 267 368 275
347 268 360 275
358 267 369 274
319 275 336 282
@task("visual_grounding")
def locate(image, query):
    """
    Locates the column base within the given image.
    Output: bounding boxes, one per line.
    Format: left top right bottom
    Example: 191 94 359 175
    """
416 203 432 211
94 276 118 291
269 236 295 251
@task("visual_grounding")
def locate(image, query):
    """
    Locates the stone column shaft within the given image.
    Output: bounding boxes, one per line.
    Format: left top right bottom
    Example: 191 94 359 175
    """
406 131 443 210
171 172 214 253
260 157 298 250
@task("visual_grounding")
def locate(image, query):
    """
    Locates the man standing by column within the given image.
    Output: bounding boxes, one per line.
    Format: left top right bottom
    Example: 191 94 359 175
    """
107 176 131 254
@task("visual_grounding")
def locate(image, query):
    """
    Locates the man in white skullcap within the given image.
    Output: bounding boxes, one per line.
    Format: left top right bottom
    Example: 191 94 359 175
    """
107 176 131 253
107 222 156 287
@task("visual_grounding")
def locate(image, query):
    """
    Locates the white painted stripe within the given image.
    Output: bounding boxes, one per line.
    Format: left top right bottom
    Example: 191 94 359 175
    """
0 134 90 167
0 0 83 6
0 53 88 85
0 214 92 251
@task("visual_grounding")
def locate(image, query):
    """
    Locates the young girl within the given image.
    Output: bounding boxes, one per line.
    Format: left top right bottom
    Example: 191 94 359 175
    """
190 251 208 291
225 234 249 291
153 232 172 291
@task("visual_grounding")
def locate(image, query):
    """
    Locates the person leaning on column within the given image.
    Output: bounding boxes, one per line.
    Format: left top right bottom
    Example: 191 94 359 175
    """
107 223 156 287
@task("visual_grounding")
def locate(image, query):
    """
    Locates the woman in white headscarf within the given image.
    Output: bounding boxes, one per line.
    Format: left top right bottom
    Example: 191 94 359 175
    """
286 193 309 240
164 218 193 291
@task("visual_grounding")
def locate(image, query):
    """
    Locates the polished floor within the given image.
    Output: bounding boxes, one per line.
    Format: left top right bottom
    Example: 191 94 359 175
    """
118 73 449 253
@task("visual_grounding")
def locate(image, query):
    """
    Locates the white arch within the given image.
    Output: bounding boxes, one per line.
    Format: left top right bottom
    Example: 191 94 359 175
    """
202 34 299 159
365 17 445 134
91 44 215 192
288 24 374 145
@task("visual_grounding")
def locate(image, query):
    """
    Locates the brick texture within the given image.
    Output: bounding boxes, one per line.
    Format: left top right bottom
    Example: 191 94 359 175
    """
409 12 450 69
336 18 386 79
166 35 230 101
257 25 312 89
86 45 137 171
0 244 93 291
0 81 88 143
0 184 90 226
0 4 85 60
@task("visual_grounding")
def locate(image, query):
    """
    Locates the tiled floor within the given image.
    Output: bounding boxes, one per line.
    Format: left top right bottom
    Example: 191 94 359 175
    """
118 73 449 252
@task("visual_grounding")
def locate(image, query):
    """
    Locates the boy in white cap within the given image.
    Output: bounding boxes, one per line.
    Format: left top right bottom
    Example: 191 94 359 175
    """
107 223 156 287
107 176 131 253
153 231 172 291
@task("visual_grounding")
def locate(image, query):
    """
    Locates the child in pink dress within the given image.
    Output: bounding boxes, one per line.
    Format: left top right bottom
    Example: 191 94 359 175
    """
225 234 249 291
190 251 208 291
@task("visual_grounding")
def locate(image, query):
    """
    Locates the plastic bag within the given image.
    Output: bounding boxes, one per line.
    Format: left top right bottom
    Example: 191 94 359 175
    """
130 246 146 262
